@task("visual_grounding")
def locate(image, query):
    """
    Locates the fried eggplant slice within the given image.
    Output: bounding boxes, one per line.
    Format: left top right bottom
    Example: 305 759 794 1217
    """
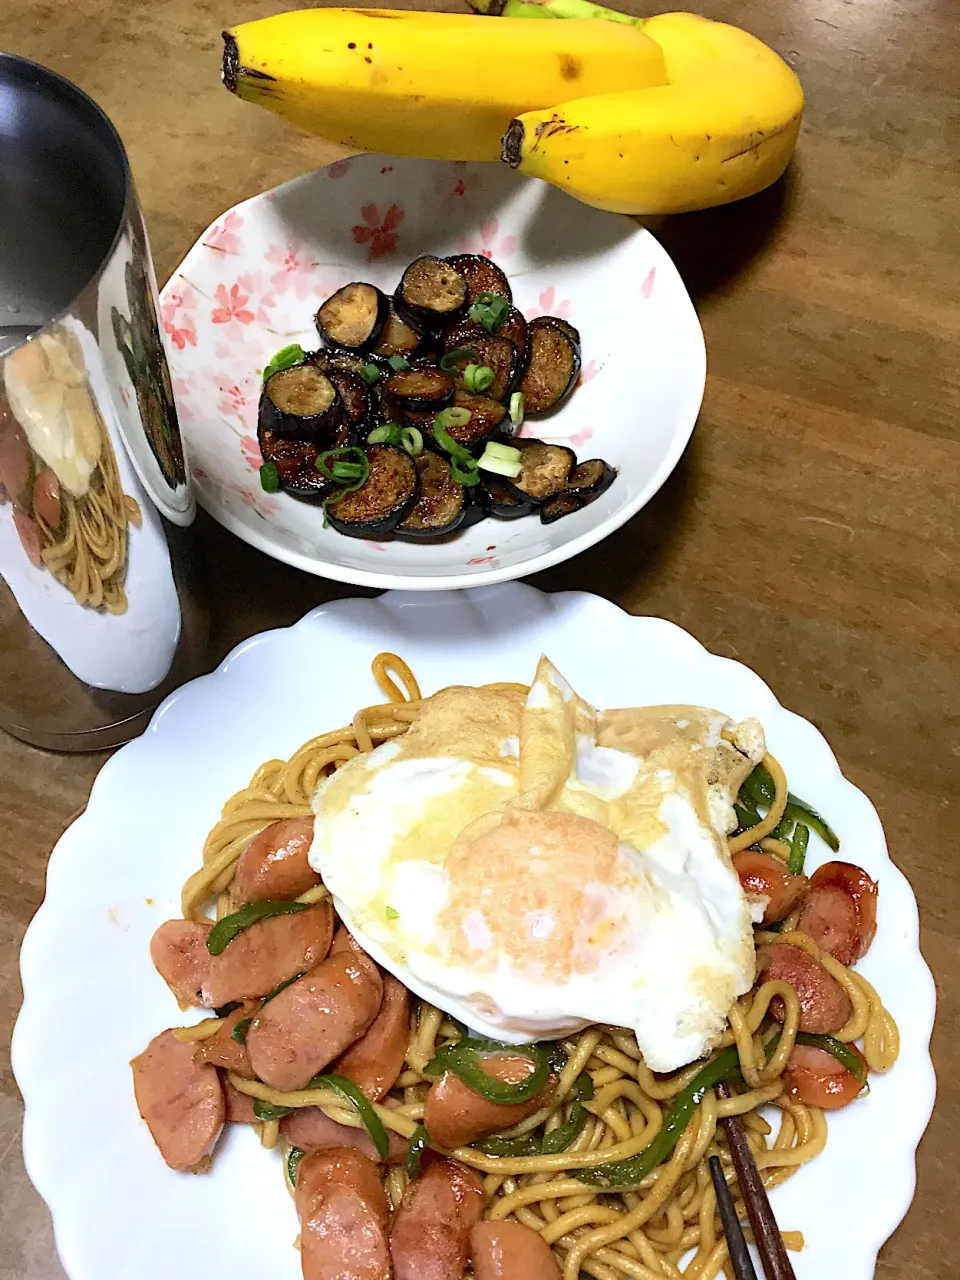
396 452 467 540
505 440 575 504
316 282 389 352
258 425 331 501
443 334 519 402
373 304 423 359
481 476 534 521
566 458 617 500
385 367 455 412
520 319 581 417
540 492 587 524
259 364 343 444
397 256 468 327
445 254 512 305
325 444 418 538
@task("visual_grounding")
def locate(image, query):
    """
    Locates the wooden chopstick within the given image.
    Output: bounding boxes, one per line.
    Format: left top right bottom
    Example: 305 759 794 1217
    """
714 1081 797 1280
709 1155 758 1280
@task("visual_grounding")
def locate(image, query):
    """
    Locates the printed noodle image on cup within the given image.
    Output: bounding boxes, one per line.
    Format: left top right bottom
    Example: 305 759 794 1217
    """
1 325 142 614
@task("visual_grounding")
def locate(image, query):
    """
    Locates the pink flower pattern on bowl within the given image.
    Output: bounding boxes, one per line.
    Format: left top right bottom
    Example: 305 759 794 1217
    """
160 155 704 589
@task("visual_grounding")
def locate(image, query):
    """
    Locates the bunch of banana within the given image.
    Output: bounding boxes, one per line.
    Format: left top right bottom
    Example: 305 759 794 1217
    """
222 4 803 215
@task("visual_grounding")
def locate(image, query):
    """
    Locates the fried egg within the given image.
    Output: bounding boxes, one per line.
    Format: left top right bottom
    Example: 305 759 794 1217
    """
310 660 764 1072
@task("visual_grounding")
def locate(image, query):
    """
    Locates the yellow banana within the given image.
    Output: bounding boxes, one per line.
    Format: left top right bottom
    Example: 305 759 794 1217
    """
221 9 667 163
501 11 804 214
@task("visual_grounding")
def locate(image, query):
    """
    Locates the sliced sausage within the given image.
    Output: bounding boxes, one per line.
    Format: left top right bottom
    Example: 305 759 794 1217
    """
231 818 320 905
782 1041 868 1109
799 861 878 965
32 466 61 528
281 1106 407 1163
193 1001 258 1078
732 851 808 924
334 974 410 1102
131 1029 225 1171
13 509 43 567
423 1053 551 1150
471 1220 561 1280
0 410 31 505
222 1077 258 1125
151 903 334 1010
758 942 853 1035
246 949 383 1090
390 1157 485 1280
296 1147 392 1280
330 925 366 957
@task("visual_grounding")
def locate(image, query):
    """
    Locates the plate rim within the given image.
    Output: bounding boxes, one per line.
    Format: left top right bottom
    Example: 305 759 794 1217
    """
13 583 937 1279
163 158 706 590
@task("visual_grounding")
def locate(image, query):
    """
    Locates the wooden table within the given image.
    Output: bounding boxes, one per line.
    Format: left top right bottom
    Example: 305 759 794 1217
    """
0 1 955 1275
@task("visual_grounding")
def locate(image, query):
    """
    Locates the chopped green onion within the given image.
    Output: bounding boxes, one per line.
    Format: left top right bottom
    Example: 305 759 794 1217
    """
261 971 304 1005
206 900 311 956
254 1098 294 1121
469 292 510 333
407 1123 429 1179
463 363 495 393
796 1032 868 1086
509 392 525 426
451 457 481 487
367 424 404 446
360 362 382 384
306 1073 390 1158
478 449 522 479
231 1017 252 1044
432 409 474 461
287 1146 305 1187
388 354 412 372
316 446 370 484
262 343 305 383
484 442 522 463
577 1046 741 1188
259 462 280 494
440 348 478 371
330 460 365 480
788 823 809 875
401 427 423 457
424 1039 549 1104
385 906 399 920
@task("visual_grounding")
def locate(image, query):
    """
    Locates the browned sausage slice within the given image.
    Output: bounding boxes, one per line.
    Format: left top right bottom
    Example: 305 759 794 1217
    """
423 1054 551 1150
150 902 334 1009
222 1077 258 1125
281 1106 407 1163
782 1041 868 1110
232 818 320 905
334 973 410 1102
471 1220 561 1279
131 1029 224 1171
150 919 213 1007
390 1157 484 1280
193 1001 258 1078
758 941 853 1034
246 949 383 1090
732 850 808 924
296 1147 392 1280
799 861 879 964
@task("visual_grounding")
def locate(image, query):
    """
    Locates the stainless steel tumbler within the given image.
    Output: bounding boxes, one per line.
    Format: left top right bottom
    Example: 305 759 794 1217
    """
0 54 208 750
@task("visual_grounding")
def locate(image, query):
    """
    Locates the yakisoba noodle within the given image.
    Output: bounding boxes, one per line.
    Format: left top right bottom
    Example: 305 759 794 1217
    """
180 654 899 1280
34 409 141 615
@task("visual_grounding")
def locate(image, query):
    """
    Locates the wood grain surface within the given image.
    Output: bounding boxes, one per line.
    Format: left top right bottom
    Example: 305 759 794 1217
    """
0 1 956 1276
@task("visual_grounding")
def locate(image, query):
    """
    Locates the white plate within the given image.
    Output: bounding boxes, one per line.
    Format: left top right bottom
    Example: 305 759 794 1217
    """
13 584 935 1280
160 155 705 590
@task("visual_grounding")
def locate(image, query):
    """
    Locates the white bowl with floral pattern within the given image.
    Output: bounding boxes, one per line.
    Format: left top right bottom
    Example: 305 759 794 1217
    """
161 155 705 589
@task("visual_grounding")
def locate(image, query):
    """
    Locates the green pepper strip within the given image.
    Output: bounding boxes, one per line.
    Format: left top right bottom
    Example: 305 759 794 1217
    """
741 762 776 806
765 1030 867 1089
788 823 809 875
406 1123 429 1179
476 1070 592 1157
734 798 760 831
424 1038 550 1104
254 1098 295 1120
231 1017 252 1044
287 1146 305 1187
206 900 311 956
306 1073 390 1158
782 795 840 852
576 1046 742 1189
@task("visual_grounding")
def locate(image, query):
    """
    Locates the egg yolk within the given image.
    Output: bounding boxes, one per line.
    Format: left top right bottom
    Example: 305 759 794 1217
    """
440 809 631 981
